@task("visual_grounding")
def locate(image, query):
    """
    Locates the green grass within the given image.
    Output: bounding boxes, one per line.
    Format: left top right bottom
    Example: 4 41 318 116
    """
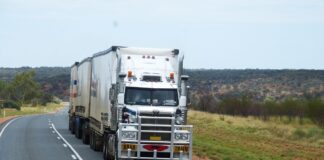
0 103 63 118
188 110 324 160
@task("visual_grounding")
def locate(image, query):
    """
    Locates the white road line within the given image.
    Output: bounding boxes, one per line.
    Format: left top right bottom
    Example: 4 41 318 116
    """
0 117 21 138
51 123 83 160
71 155 77 160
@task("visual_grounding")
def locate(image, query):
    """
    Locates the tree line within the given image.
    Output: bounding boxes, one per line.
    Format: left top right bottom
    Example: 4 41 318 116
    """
191 93 324 127
0 70 54 110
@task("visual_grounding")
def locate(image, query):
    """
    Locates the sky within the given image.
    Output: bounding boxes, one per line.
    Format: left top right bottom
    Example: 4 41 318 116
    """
0 0 324 69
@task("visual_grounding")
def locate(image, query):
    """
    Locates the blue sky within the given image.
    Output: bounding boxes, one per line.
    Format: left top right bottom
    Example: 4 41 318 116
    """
0 0 324 69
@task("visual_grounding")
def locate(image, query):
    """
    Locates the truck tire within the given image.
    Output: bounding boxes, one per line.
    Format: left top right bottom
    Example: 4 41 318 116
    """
90 129 103 152
103 133 108 160
107 133 117 160
70 117 75 134
90 130 94 150
68 118 72 131
82 122 89 144
94 132 103 152
75 118 82 139
75 122 81 139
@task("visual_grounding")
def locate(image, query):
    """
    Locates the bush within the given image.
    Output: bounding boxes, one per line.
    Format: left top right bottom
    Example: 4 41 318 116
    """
308 99 324 127
3 100 21 110
293 128 306 139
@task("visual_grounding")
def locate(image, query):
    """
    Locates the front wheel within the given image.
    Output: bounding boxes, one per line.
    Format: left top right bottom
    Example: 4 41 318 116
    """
107 133 118 160
103 133 108 160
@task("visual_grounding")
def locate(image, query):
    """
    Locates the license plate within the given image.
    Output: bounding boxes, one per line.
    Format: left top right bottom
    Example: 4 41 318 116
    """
122 144 137 150
150 136 161 141
173 145 189 153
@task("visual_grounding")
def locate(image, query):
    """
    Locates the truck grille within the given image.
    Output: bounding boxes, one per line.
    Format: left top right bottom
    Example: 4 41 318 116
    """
139 113 173 141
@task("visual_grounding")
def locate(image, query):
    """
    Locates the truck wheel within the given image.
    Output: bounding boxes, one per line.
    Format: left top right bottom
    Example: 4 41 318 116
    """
93 132 103 152
103 133 108 160
89 130 94 150
75 119 82 139
82 122 89 144
70 118 75 134
107 133 117 160
74 122 79 138
68 118 72 131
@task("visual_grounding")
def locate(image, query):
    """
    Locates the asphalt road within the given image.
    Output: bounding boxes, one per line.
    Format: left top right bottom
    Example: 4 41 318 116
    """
0 107 102 160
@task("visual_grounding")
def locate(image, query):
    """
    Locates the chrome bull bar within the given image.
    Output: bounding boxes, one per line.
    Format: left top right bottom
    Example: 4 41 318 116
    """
118 116 193 160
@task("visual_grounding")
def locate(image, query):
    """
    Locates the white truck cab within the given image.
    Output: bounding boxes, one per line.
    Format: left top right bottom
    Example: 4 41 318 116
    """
116 47 192 159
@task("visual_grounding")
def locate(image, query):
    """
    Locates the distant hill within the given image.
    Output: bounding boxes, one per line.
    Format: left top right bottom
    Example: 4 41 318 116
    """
0 67 70 100
186 69 324 102
1 67 324 101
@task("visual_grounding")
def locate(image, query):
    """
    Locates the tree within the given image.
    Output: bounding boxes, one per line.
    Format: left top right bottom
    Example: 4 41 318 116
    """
7 71 42 106
0 80 6 100
197 92 215 112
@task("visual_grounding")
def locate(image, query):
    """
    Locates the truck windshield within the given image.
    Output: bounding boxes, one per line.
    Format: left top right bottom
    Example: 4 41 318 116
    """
125 87 178 106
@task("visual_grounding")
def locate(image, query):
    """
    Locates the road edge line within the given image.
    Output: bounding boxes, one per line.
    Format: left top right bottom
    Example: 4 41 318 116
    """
51 123 83 160
0 117 21 138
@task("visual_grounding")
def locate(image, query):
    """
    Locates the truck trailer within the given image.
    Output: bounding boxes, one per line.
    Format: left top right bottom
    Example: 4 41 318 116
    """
69 46 192 160
75 57 92 143
69 62 78 134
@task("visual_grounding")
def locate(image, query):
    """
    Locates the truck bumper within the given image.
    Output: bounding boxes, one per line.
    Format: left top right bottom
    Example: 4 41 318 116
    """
118 116 193 160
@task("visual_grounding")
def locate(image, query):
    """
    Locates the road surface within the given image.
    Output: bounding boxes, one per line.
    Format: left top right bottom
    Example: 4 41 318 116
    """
0 107 101 160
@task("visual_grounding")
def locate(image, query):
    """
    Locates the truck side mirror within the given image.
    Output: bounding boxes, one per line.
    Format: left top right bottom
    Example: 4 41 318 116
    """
187 86 191 106
179 96 187 107
118 93 124 105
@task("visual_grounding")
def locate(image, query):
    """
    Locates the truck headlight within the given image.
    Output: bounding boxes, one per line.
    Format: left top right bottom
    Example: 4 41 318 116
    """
122 131 137 140
129 115 137 123
175 133 189 141
175 116 184 125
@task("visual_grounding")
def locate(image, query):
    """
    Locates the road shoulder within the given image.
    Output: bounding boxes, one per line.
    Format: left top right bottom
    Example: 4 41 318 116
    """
0 116 17 126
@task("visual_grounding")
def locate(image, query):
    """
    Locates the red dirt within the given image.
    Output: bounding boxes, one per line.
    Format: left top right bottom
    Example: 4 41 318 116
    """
0 116 17 124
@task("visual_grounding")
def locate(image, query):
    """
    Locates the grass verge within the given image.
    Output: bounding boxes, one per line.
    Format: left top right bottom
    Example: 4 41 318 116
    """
0 103 63 118
188 110 324 160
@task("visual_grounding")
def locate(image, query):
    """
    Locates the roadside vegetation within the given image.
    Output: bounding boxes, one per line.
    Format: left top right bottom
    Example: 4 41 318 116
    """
188 110 324 160
0 70 59 118
192 96 324 127
0 103 63 118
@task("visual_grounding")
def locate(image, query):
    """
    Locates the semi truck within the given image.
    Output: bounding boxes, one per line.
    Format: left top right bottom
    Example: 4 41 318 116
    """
69 46 192 160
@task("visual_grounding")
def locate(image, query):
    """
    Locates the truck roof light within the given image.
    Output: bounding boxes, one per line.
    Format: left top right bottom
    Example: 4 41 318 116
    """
127 56 131 59
142 55 145 59
128 71 133 77
166 58 169 61
152 56 155 59
170 72 175 79
147 55 150 59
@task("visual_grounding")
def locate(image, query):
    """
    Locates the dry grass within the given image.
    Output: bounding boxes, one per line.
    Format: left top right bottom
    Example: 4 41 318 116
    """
0 103 63 118
188 110 324 160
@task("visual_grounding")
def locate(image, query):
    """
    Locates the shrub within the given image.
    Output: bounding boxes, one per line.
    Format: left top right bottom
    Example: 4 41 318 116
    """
3 100 21 110
293 128 306 139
